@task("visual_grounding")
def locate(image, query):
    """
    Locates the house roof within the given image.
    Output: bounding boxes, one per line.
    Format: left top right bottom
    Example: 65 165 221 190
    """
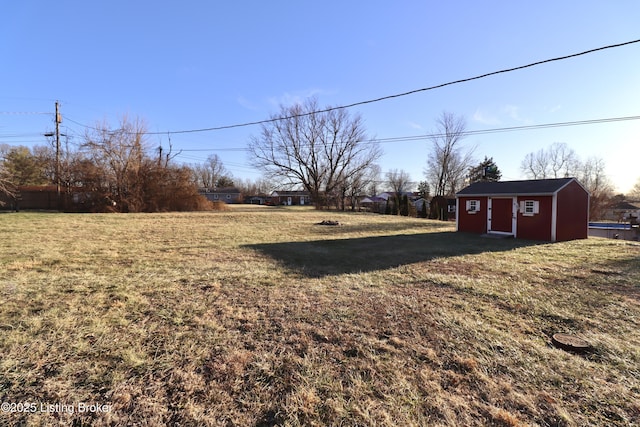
200 187 241 194
377 191 414 200
270 190 310 197
216 187 241 193
610 201 640 210
361 196 386 203
456 178 583 197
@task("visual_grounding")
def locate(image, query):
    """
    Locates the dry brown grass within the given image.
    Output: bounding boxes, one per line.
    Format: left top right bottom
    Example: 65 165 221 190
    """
0 206 638 426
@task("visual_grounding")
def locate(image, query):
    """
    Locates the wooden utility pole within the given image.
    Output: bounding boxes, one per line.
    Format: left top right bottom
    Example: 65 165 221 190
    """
55 101 61 208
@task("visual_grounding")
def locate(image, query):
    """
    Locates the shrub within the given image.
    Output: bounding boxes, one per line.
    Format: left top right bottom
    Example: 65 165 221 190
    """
210 200 229 211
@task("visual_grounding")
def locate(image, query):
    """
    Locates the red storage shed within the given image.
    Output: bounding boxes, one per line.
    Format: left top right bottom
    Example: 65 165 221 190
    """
455 178 589 242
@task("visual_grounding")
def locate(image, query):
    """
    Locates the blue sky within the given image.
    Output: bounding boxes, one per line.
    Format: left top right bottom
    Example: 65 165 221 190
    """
2 1 639 193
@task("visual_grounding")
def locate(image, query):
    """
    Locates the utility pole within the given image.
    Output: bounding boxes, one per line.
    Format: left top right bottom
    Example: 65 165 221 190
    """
55 101 61 209
43 101 63 209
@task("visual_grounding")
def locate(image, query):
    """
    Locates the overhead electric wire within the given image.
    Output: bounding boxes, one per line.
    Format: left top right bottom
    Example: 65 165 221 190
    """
9 112 640 154
8 37 640 157
171 114 640 152
382 115 640 142
179 147 249 152
0 111 52 115
60 38 640 136
0 133 50 138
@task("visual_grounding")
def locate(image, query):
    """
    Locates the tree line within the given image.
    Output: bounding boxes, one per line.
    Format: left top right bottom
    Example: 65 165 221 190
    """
0 117 210 212
519 142 616 219
1 100 635 217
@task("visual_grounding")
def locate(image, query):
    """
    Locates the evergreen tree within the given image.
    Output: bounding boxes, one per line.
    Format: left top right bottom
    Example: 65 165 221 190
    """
420 199 428 218
417 181 430 199
468 156 501 183
400 194 409 216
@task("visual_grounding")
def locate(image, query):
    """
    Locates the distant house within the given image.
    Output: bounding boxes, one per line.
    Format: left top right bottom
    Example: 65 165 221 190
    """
604 201 640 224
0 185 112 212
361 192 417 213
200 187 242 204
456 177 589 242
244 195 268 205
0 185 59 210
360 196 387 204
429 196 456 220
360 195 387 212
376 191 415 201
269 190 311 206
413 198 430 213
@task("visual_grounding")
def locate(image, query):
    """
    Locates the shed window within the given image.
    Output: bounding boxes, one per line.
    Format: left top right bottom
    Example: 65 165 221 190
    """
465 199 481 213
520 200 539 216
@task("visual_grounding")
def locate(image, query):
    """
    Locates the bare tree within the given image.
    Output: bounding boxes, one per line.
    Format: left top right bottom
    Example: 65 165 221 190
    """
248 97 382 209
521 142 579 179
386 169 412 193
521 143 613 219
365 164 382 197
548 142 579 178
520 149 548 179
192 154 230 189
0 145 16 203
425 112 474 196
235 177 275 196
385 169 413 215
339 163 380 211
579 156 614 220
82 116 149 212
0 171 14 203
629 177 640 201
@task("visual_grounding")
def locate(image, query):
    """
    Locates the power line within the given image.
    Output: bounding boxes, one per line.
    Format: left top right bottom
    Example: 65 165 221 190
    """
180 147 251 152
62 38 640 135
172 114 640 152
0 133 49 138
389 115 640 140
0 111 52 115
8 113 640 152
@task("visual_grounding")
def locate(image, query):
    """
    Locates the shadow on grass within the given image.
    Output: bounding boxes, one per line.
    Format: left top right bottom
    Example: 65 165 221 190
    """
307 220 454 237
246 231 542 277
591 254 640 302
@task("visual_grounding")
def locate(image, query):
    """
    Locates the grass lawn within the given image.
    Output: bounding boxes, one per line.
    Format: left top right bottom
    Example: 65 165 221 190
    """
0 206 639 426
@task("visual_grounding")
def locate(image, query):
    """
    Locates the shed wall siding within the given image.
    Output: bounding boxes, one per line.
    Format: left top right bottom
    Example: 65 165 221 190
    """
457 196 488 233
556 180 589 241
516 196 553 241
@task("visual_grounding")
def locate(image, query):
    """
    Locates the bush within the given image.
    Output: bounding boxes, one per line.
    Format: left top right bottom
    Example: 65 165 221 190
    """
400 195 409 216
429 196 448 221
210 201 229 211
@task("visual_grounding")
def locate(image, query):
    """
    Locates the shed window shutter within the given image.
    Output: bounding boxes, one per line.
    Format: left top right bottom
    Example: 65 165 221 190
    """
519 201 525 213
533 201 540 214
466 200 471 211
